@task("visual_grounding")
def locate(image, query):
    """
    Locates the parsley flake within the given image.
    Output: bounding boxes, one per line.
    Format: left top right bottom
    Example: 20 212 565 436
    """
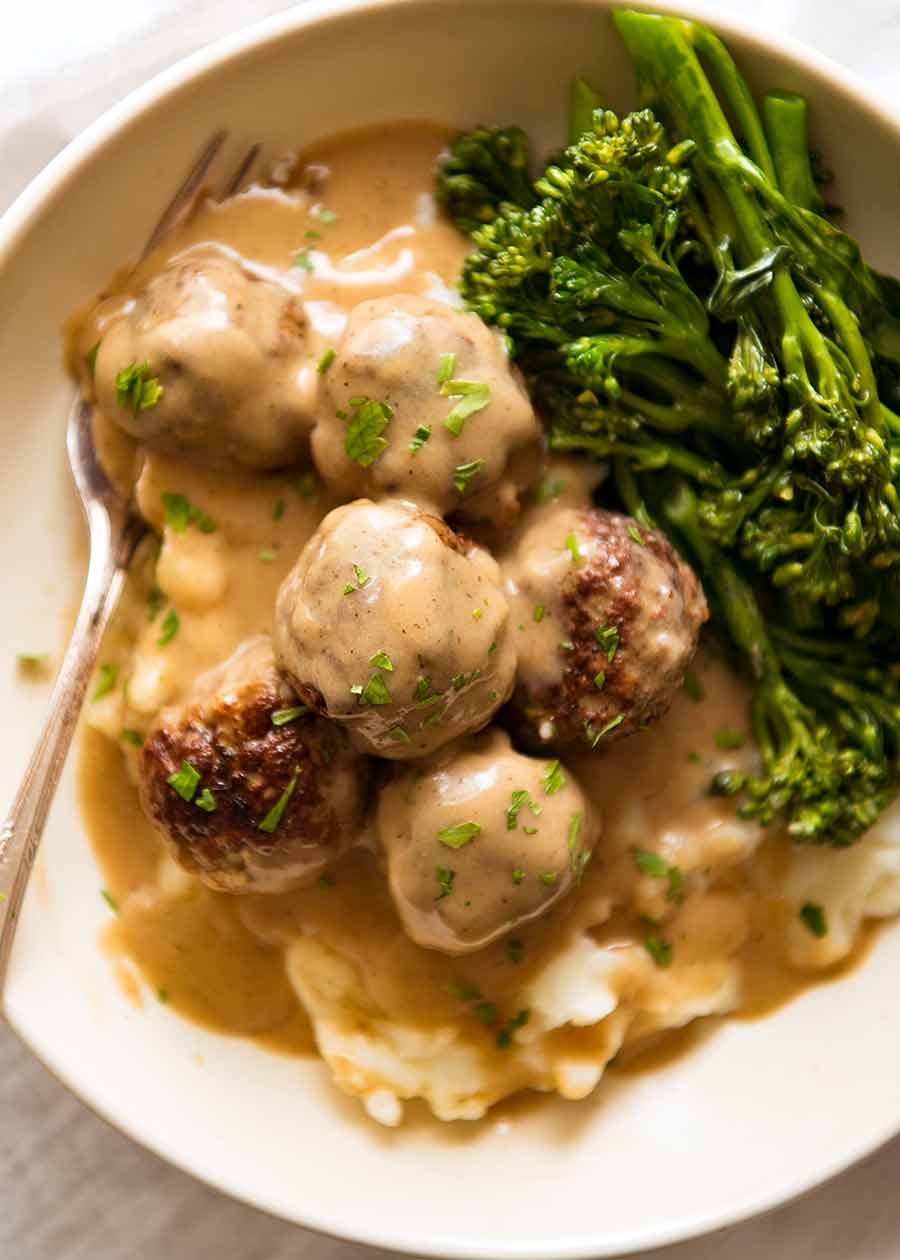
162 491 218 535
317 348 336 375
441 380 491 435
409 424 432 453
644 933 672 968
273 496 285 521
627 524 645 546
369 650 394 672
436 866 455 900
167 760 200 802
115 361 163 415
101 888 119 914
271 705 310 726
146 586 163 623
257 766 301 833
389 726 411 744
586 713 624 746
595 624 619 662
453 459 485 493
508 938 524 964
542 760 566 795
496 1008 531 1049
121 728 144 747
343 562 371 595
715 728 746 750
535 476 565 504
195 788 217 813
512 868 525 884
92 663 118 701
438 821 481 849
312 205 337 224
564 531 582 565
352 673 392 705
506 789 541 831
538 871 558 886
436 352 457 385
344 397 393 467
85 340 101 378
533 604 546 623
294 249 314 271
157 608 180 647
799 902 828 938
594 671 606 690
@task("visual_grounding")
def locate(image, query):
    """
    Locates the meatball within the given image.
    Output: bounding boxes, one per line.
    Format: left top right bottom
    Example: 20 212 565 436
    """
138 637 367 893
94 247 313 469
501 505 708 749
273 499 516 759
377 729 597 954
310 294 541 525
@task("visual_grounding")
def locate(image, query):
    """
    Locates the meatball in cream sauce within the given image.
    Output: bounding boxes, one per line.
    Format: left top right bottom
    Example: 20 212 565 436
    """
377 729 597 954
274 499 516 758
93 247 314 469
311 294 541 524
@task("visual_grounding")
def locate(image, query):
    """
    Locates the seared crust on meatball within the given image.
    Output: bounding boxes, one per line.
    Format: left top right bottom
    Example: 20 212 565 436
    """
139 637 368 893
502 506 708 749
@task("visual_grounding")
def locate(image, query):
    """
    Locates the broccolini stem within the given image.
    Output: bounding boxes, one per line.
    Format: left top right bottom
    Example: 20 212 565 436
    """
612 456 656 527
761 91 819 210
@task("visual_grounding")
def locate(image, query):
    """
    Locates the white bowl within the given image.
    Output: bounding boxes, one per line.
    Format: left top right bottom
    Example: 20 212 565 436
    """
3 1 900 1254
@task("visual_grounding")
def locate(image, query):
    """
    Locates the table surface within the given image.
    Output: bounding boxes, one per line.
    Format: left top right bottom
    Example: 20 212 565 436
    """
4 1 900 1256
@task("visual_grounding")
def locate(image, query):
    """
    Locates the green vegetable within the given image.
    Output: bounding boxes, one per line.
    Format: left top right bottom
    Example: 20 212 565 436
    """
585 713 624 746
438 821 482 849
85 340 101 378
146 586 162 623
436 866 456 900
715 727 746 750
273 496 285 521
101 888 119 914
92 663 118 701
161 491 216 534
317 348 336 375
564 531 582 565
436 352 457 384
195 788 217 813
507 788 542 830
644 933 673 968
441 379 491 435
121 728 144 747
438 10 900 845
389 726 411 743
271 705 310 726
369 650 394 671
799 901 828 937
343 397 393 467
535 475 565 504
257 766 301 833
115 361 163 415
157 608 180 647
351 674 392 705
635 849 683 902
512 868 525 884
533 604 546 623
453 459 485 493
595 625 619 662
496 1007 531 1048
538 870 558 885
542 759 566 794
567 811 592 884
343 562 371 595
167 761 200 803
294 249 314 271
409 424 432 453
258 548 277 563
508 937 524 964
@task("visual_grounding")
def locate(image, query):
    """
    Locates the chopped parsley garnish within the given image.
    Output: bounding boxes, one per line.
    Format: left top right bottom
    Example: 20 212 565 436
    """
167 760 200 803
259 548 278 563
644 933 672 968
351 673 392 705
438 821 482 849
585 713 624 746
542 759 565 795
294 248 314 271
436 866 455 901
436 352 457 384
273 496 286 521
800 902 828 938
368 650 394 671
317 348 336 375
472 607 483 620
388 726 411 744
682 671 703 703
257 766 301 833
422 700 447 727
506 789 541 831
451 668 481 692
512 868 525 884
508 937 524 964
146 586 163 622
627 524 645 546
343 562 371 595
156 986 170 1003
488 641 497 655
567 811 591 884
161 491 216 534
312 205 337 224
634 849 684 902
564 531 582 565
305 229 321 241
195 788 217 813
344 397 393 467
121 728 144 747
92 663 118 701
157 608 180 647
453 459 485 493
296 471 317 498
271 705 309 726
101 888 119 914
538 871 558 885
535 476 565 504
16 652 49 674
473 1000 499 1026
444 982 483 1002
85 340 101 378
441 379 491 435
318 874 335 891
594 671 606 690
115 361 163 415
413 676 441 705
533 604 546 623
409 424 432 453
595 624 619 662
715 727 746 750
496 1008 531 1049
687 750 703 764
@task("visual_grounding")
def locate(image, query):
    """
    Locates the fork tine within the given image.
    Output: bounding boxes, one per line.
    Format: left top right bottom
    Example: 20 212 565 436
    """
219 143 262 200
139 128 229 260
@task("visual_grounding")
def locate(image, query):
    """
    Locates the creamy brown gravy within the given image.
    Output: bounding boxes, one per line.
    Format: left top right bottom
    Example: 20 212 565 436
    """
74 121 874 1079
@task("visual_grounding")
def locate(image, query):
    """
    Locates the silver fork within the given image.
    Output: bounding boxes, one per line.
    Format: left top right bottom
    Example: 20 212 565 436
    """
0 131 261 988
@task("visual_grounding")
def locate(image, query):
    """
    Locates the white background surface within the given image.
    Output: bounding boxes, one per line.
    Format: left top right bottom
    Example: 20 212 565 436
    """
3 1 900 1257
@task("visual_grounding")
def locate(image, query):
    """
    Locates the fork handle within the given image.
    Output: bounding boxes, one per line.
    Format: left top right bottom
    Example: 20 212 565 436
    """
0 502 144 990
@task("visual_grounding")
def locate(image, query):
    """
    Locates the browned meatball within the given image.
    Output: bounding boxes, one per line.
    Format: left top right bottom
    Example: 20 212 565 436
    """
138 637 368 893
501 505 707 749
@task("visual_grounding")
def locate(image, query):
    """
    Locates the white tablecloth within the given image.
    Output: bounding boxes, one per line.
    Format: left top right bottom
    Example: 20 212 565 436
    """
3 2 900 1256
